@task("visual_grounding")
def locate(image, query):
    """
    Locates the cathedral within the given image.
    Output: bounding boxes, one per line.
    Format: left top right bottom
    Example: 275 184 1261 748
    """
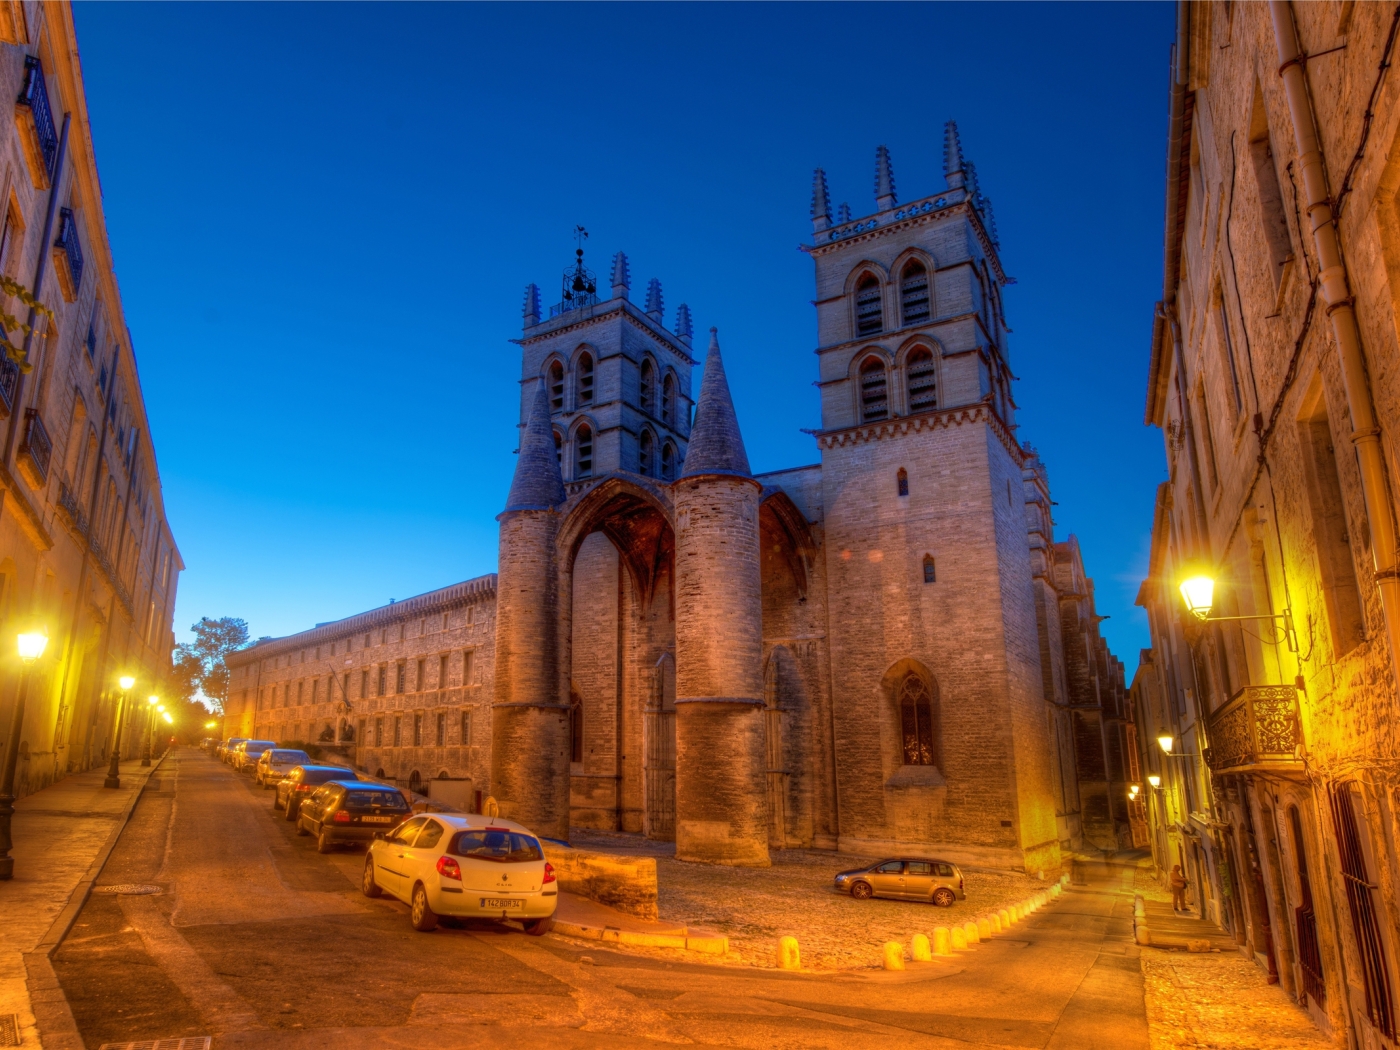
229 123 1136 872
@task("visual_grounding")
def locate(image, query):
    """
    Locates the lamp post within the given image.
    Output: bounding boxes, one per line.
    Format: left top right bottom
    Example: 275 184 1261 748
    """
103 674 136 789
142 695 159 766
0 630 50 880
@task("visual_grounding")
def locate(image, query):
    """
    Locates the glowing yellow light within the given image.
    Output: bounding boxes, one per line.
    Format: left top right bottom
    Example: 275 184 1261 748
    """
1158 732 1174 754
1179 575 1215 620
119 675 135 691
148 695 160 706
16 631 48 662
204 721 216 729
162 711 174 724
1148 774 1161 788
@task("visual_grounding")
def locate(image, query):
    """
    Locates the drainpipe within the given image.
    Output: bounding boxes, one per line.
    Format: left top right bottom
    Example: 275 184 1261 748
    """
1270 2 1400 689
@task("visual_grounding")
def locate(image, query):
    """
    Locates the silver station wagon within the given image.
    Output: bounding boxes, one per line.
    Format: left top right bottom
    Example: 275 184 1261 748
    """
835 858 965 906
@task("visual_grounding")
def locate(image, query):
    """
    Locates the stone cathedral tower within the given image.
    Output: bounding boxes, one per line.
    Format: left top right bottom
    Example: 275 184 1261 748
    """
491 125 1067 874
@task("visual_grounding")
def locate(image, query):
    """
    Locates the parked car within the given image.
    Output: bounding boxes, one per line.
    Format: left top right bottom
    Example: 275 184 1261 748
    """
276 765 360 820
297 780 410 853
200 737 216 753
363 814 557 934
233 739 277 773
220 738 247 762
834 858 965 906
255 748 312 787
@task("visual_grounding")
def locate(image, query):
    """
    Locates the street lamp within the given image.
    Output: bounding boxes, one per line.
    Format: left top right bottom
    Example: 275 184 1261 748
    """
103 675 136 789
142 695 159 767
1147 774 1162 789
1 630 49 880
1177 572 1297 651
1157 731 1175 754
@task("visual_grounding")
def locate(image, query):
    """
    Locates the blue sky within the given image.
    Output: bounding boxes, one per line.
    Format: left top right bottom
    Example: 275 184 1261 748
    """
73 1 1175 668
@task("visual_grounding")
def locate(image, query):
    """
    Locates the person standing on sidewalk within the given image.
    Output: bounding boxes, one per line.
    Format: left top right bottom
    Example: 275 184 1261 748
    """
1170 864 1189 912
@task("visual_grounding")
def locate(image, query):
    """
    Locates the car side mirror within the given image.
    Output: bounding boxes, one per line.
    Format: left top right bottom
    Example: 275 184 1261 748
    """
373 832 386 841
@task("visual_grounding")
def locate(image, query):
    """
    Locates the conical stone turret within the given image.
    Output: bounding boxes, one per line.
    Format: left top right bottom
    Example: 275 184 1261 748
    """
672 328 769 867
493 375 570 839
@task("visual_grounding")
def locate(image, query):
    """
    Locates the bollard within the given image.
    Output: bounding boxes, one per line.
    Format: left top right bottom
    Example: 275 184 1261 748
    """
990 912 1002 934
911 933 931 961
1133 894 1146 920
964 921 980 944
1061 873 1070 886
777 935 800 971
977 917 992 940
1135 924 1152 947
883 941 906 970
933 927 952 956
951 926 968 951
999 908 1012 928
1050 884 1061 899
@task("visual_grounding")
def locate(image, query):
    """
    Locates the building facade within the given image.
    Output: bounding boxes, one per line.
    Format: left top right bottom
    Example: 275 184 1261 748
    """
1136 2 1400 1044
0 1 182 801
229 125 1128 875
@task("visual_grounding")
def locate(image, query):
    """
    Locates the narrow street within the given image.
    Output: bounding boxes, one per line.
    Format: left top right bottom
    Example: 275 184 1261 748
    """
47 750 1149 1049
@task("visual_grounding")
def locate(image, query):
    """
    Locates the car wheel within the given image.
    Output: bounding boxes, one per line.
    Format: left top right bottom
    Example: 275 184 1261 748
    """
362 858 382 898
273 793 284 811
296 817 310 837
932 887 957 908
851 881 873 900
284 800 299 822
317 830 334 854
522 917 553 937
411 884 438 932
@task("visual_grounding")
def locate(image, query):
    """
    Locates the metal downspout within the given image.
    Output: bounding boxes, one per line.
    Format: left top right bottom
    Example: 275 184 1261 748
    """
1270 1 1400 689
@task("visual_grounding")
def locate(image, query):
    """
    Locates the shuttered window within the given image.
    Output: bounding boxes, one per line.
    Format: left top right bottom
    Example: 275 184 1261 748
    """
855 275 882 335
900 262 930 326
860 356 888 421
907 348 937 413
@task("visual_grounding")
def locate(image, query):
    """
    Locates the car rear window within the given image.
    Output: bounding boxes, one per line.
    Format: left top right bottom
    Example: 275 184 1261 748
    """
450 829 543 863
271 750 309 763
305 768 356 784
343 790 407 809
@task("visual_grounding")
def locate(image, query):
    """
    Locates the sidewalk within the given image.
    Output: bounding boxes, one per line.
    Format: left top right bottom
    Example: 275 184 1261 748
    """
0 758 161 1049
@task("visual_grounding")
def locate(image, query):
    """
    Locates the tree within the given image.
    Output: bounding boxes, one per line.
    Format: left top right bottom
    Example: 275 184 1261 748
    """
173 616 250 713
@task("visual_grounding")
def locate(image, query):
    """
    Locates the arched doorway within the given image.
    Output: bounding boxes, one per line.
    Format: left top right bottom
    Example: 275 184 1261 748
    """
645 653 676 840
558 478 677 838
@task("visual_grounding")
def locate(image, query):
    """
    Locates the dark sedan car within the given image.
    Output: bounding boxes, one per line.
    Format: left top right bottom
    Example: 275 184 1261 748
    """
297 781 410 853
834 858 965 906
275 765 360 820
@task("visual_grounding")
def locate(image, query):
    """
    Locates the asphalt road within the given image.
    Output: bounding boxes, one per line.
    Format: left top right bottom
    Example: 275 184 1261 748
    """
52 750 1149 1050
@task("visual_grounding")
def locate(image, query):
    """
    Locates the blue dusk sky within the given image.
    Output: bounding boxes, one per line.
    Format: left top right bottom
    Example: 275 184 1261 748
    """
72 1 1175 668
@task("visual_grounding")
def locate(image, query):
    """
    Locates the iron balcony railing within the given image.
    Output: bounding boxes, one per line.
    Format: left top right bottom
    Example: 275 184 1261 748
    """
0 351 17 416
19 407 51 482
57 477 89 536
55 207 82 292
1205 684 1301 773
17 55 57 178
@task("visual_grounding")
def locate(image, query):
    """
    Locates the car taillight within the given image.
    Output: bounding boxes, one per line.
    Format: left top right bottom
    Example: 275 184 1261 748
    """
960 876 965 890
542 862 556 885
436 855 462 880
332 810 350 823
296 784 312 792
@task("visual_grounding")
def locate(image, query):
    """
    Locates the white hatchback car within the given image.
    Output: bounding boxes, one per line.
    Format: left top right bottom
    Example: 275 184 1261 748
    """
362 814 558 934
255 748 311 787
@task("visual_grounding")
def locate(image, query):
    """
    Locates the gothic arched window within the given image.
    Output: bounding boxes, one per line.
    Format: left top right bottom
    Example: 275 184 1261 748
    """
855 274 883 336
553 429 563 467
639 428 655 477
900 261 930 326
575 424 593 478
899 673 936 766
577 352 594 405
640 358 656 415
897 468 909 497
661 441 676 481
860 355 888 422
548 360 565 411
662 372 677 427
923 555 936 584
907 347 937 413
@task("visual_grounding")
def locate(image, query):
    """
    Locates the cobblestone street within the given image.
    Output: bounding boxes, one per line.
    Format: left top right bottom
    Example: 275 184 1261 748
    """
1141 949 1332 1050
573 829 1051 969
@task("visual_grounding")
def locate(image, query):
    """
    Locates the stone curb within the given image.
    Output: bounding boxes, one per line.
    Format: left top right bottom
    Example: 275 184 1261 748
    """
552 920 729 956
21 753 168 1050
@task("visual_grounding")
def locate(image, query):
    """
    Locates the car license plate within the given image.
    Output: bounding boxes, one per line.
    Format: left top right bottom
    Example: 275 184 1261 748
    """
361 815 393 823
482 898 523 910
